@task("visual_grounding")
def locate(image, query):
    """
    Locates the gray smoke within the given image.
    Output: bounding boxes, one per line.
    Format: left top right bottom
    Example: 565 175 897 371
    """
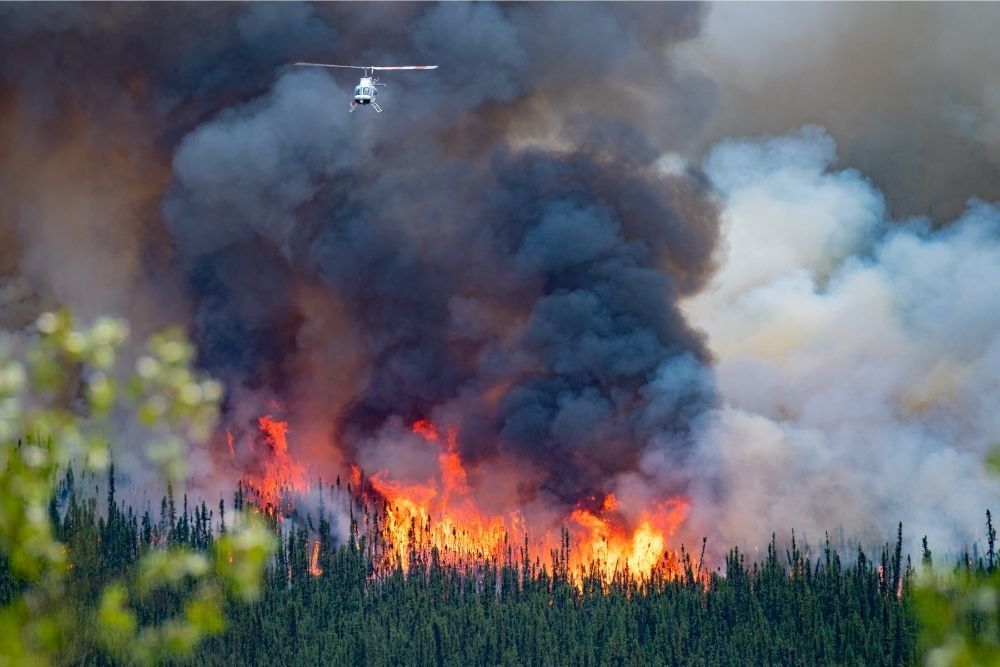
682 127 1000 555
3 3 999 553
0 3 723 512
677 2 1000 223
164 57 719 504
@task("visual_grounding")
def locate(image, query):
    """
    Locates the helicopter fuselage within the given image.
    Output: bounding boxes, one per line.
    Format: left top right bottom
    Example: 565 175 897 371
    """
353 76 377 105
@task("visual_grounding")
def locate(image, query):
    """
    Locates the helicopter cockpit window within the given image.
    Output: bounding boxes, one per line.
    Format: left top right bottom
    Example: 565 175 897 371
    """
355 87 361 96
364 87 372 95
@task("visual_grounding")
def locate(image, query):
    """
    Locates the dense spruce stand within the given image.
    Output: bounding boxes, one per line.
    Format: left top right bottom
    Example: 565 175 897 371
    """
12 465 984 666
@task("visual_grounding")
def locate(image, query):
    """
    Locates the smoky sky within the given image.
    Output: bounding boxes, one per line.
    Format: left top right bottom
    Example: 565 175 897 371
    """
0 2 720 506
165 71 719 502
3 3 999 541
684 127 1000 555
678 2 1000 223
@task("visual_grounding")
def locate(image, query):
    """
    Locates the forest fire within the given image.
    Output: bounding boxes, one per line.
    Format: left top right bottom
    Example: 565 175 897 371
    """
567 496 689 581
239 415 308 511
234 414 690 582
366 420 513 572
357 419 690 581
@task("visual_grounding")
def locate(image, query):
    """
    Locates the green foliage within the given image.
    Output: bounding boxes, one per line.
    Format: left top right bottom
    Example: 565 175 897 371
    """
916 569 1000 666
0 311 275 665
915 510 1000 666
97 518 275 665
18 472 920 666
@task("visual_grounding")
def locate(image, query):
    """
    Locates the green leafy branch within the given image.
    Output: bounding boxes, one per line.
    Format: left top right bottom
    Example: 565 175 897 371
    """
0 310 275 665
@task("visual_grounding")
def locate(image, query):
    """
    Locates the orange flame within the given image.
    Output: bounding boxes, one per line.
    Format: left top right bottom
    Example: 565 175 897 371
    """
233 411 690 583
411 418 439 441
568 497 689 580
241 415 308 510
601 493 618 512
361 419 689 582
368 421 510 572
309 540 323 576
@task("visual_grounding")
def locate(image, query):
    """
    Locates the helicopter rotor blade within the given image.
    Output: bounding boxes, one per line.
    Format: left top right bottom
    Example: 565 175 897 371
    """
293 63 367 69
294 64 438 71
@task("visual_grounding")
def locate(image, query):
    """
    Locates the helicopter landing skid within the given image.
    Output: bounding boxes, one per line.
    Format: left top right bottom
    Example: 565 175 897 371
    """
349 100 358 113
371 101 383 113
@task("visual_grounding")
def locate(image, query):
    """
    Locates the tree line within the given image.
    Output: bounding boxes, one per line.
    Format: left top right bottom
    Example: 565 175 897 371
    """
7 465 997 665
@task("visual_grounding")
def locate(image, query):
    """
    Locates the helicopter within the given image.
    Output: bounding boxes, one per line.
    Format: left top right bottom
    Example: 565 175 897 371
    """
294 63 438 113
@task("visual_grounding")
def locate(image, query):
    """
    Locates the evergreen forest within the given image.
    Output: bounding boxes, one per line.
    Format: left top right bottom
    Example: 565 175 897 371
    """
9 465 993 666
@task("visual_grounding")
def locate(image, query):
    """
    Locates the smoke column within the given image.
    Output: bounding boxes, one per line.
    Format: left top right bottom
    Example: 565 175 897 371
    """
164 50 719 516
1 3 998 555
1 3 720 535
685 126 1000 554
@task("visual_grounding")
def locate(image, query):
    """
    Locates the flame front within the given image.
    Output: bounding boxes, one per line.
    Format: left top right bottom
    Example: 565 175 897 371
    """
235 414 691 582
568 495 689 580
362 419 689 581
369 420 511 571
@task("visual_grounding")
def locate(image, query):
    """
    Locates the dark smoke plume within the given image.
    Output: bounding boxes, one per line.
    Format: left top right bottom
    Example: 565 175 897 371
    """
1 3 719 513
9 3 995 555
163 3 719 505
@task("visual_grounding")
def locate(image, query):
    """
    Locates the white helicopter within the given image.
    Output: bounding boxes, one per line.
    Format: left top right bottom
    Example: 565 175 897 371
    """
294 63 438 113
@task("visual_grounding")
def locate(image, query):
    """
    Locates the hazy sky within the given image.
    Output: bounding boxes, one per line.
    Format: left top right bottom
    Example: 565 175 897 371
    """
1 2 998 555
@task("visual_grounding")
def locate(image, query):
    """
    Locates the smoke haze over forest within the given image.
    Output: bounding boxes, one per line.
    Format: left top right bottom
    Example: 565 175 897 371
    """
1 2 998 557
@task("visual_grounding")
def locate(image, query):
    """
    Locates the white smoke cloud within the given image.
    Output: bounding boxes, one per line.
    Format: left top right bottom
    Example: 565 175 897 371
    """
676 3 1000 222
683 126 1000 554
